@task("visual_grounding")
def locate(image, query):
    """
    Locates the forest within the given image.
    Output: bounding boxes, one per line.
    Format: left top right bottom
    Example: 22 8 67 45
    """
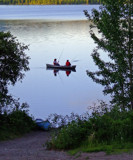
0 0 102 5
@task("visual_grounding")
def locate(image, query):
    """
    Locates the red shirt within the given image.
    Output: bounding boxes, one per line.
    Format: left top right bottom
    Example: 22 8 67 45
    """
66 61 71 66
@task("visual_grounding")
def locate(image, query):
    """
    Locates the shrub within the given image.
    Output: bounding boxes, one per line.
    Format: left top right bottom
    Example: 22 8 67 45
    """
46 103 133 150
0 104 35 141
47 119 91 149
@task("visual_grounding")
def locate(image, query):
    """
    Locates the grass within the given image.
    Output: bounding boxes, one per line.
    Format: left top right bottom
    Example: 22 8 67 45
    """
68 142 133 155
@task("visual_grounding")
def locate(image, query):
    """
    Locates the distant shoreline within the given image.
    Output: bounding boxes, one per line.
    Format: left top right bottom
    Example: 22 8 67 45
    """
0 19 89 23
0 4 101 5
0 3 100 6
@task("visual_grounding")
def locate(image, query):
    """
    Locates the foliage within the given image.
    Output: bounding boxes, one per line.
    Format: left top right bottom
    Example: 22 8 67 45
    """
0 103 35 141
47 112 89 128
84 0 133 109
0 31 29 111
0 31 32 140
46 102 133 150
46 118 90 149
0 0 102 5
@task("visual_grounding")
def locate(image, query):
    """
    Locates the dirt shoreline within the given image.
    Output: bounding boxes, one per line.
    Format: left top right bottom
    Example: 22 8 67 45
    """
0 130 133 160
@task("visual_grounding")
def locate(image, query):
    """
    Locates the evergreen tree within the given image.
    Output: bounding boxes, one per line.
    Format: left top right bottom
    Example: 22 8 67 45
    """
84 0 133 109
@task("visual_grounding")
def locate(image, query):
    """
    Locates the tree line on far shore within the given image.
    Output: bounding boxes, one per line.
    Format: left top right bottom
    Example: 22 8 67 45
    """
0 0 102 5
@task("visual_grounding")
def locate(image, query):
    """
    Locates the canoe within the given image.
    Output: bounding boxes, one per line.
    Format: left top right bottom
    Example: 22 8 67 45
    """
46 64 76 71
35 119 51 131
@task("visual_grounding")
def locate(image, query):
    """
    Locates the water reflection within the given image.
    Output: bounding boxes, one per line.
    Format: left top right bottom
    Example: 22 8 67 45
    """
66 70 71 77
0 20 110 118
53 70 59 76
51 69 74 77
46 67 76 77
0 5 100 20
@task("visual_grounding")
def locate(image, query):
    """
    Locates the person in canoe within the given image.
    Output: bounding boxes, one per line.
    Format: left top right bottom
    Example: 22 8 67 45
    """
66 60 71 66
53 59 60 66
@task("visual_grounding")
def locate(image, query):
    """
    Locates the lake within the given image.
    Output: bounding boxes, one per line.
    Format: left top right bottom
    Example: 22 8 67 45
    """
0 5 110 119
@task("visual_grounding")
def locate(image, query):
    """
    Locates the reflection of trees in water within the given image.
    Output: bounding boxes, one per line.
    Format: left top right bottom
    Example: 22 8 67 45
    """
0 31 29 112
0 21 7 32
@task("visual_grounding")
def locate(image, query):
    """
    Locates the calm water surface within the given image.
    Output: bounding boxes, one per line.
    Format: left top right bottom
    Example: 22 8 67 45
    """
0 5 110 119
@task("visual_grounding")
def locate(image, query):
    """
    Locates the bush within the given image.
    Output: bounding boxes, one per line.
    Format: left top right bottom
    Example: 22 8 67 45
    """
48 119 91 149
0 104 35 141
46 103 133 150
